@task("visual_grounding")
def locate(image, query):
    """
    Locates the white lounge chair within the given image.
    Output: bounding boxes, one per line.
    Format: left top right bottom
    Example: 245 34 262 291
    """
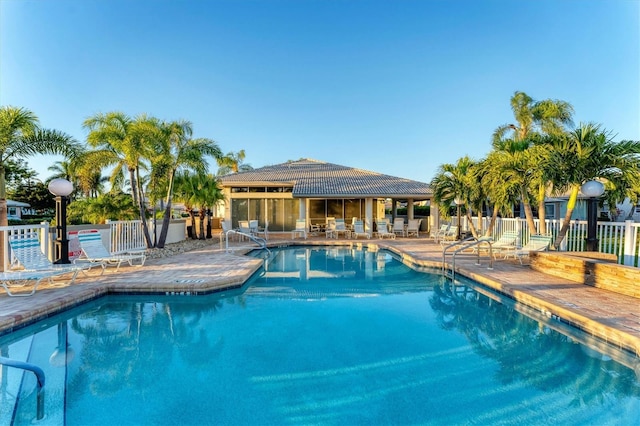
375 221 396 239
77 230 146 273
392 218 406 237
503 234 552 264
440 225 458 243
292 219 307 239
0 270 75 297
406 219 422 237
352 220 370 239
431 224 450 242
8 233 89 286
488 231 519 257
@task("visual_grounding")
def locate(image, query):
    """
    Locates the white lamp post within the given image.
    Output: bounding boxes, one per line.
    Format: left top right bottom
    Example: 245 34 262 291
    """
580 180 605 251
48 178 73 264
454 197 464 240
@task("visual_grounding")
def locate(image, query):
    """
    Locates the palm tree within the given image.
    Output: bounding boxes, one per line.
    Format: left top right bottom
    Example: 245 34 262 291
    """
216 150 252 175
431 156 484 238
173 172 224 239
546 123 640 248
83 112 159 247
479 154 522 236
154 120 222 248
0 106 80 226
493 91 574 234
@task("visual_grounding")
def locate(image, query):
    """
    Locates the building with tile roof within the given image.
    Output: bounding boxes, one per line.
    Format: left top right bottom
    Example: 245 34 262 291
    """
218 158 434 235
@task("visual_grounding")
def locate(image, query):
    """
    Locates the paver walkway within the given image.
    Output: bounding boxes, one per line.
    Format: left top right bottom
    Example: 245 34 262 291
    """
1 235 639 360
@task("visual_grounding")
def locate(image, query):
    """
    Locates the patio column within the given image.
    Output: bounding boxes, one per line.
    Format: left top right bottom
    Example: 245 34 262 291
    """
364 198 373 235
407 199 415 220
430 201 440 237
299 198 307 220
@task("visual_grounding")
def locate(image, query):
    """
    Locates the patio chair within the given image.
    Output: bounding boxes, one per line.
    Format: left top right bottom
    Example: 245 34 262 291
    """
440 225 458 243
503 234 552 264
325 219 336 238
292 219 307 239
0 269 77 297
392 218 406 237
375 221 396 239
77 230 146 273
431 224 450 242
8 232 89 283
249 220 259 235
333 219 350 239
238 220 252 240
406 219 422 237
352 220 370 239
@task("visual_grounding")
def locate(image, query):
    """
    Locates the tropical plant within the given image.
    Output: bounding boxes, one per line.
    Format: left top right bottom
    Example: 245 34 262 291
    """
492 91 574 234
216 149 252 175
82 112 159 247
430 156 483 238
545 123 640 248
0 106 80 226
173 172 224 239
67 191 137 224
154 120 222 247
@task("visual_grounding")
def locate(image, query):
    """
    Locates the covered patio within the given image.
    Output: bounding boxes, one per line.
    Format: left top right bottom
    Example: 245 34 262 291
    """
218 158 435 236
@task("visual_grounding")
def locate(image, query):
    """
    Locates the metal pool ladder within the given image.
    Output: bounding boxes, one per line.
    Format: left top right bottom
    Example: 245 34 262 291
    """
442 237 494 281
224 230 270 254
0 356 45 420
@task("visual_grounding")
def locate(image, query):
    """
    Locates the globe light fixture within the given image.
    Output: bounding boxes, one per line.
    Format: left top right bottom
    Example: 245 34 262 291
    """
580 180 605 251
48 178 73 264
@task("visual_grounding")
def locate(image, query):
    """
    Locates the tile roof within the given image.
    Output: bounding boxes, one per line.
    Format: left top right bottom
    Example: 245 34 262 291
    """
218 159 432 198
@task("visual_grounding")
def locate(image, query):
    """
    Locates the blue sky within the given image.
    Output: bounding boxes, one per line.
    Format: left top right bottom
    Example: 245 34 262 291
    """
1 0 638 184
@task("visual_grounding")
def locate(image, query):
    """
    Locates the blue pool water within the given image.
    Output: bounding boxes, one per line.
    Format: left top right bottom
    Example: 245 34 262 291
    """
1 247 639 425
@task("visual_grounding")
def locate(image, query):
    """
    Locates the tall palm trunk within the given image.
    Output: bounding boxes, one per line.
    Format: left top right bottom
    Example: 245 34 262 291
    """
553 185 580 249
537 183 547 235
520 187 538 235
133 168 153 248
485 204 500 237
157 172 176 249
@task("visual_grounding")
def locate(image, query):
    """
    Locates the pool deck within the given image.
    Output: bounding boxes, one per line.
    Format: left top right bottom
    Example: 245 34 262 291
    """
1 234 639 359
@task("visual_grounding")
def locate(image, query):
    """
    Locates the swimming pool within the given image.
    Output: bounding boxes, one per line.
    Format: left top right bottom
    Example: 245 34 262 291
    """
1 246 639 425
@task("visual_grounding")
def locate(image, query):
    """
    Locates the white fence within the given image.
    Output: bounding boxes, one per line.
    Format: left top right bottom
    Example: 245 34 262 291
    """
0 220 187 271
454 216 640 267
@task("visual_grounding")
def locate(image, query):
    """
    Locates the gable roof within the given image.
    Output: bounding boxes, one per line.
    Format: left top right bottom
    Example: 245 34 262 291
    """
218 159 432 199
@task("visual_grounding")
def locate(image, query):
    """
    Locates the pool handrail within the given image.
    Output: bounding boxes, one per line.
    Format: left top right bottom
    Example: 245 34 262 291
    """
0 356 45 420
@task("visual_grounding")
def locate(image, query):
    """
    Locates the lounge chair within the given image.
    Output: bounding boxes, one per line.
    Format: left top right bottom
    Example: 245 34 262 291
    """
431 224 450 242
352 220 370 239
406 219 422 237
375 221 396 239
77 230 146 273
8 232 89 286
392 218 406 237
503 234 552 264
440 225 458 243
292 219 307 239
0 270 75 297
488 231 519 258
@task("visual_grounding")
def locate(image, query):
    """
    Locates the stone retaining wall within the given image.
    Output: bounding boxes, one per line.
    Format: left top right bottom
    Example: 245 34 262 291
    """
530 251 639 298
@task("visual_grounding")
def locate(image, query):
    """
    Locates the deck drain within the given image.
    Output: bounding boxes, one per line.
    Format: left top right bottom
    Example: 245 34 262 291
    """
174 279 205 284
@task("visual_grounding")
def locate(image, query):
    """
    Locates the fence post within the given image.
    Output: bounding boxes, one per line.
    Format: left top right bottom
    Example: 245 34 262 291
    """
623 220 635 266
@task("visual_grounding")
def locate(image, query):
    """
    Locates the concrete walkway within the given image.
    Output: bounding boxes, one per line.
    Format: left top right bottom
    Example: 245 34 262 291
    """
1 234 638 360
